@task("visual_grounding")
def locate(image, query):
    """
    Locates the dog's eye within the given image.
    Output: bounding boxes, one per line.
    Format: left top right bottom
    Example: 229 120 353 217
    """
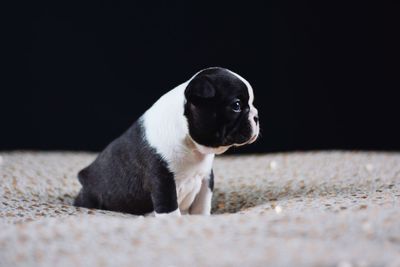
231 100 242 113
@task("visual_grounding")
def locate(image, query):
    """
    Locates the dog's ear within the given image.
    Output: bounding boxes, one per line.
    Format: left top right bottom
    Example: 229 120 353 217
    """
185 75 216 105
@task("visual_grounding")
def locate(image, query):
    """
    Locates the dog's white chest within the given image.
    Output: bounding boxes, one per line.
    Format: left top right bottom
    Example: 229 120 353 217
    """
172 153 214 213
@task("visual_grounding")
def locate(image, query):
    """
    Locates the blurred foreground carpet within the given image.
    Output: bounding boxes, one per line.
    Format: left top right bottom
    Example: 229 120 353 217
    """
0 151 399 266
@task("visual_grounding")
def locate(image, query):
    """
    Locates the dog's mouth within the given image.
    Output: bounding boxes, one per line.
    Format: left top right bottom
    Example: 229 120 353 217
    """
247 133 259 144
190 131 258 155
232 133 259 147
224 119 259 147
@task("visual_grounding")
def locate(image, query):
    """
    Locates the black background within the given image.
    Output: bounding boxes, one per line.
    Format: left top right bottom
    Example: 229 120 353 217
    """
2 3 399 153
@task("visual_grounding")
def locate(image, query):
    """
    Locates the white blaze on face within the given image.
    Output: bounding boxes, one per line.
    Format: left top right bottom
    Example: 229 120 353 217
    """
228 70 260 143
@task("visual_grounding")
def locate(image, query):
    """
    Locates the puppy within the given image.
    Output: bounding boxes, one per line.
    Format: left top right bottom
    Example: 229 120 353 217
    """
74 67 259 216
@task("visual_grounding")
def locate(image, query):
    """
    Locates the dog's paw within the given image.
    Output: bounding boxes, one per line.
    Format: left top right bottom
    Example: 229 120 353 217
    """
155 209 181 218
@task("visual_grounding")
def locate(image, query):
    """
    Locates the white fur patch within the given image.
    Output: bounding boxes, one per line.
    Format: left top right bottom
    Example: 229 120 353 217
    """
143 81 190 164
189 180 212 215
155 209 181 218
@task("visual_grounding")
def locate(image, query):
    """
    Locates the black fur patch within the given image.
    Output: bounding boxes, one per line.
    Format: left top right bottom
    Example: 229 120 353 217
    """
209 170 214 191
74 118 178 215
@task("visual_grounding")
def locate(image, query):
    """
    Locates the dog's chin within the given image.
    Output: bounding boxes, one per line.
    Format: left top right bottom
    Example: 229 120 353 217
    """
247 133 259 144
194 135 259 155
231 131 259 147
187 131 259 155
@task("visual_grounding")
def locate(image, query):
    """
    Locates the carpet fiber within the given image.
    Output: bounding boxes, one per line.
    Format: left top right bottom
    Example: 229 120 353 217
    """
0 151 399 266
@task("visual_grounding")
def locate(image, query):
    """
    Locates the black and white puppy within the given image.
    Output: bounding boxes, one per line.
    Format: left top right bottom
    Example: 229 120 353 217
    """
74 67 259 217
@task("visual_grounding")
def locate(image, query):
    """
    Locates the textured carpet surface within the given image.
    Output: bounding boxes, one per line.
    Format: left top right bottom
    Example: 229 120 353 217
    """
0 151 399 266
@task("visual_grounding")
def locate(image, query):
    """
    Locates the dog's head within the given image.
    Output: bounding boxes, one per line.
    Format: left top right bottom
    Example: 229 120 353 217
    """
184 67 259 154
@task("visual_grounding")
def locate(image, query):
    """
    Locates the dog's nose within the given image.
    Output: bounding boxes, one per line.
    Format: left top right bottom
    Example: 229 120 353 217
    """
254 116 259 124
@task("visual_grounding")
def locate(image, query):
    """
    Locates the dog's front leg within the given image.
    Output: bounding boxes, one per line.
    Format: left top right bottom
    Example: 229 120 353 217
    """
151 175 181 217
189 171 214 215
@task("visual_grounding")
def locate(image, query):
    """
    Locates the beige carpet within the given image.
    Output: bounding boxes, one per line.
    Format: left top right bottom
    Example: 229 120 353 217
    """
0 151 399 266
